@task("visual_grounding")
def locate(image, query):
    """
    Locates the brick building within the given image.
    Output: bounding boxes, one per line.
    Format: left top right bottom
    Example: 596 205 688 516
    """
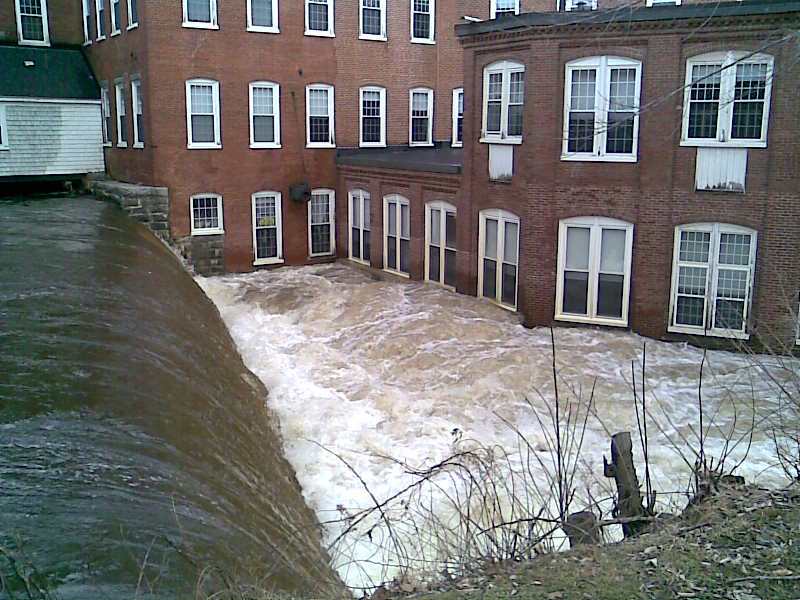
1 0 798 346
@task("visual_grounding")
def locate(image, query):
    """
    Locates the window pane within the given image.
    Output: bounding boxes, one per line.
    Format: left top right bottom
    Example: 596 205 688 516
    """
599 228 625 273
191 85 214 114
412 0 430 39
400 239 410 273
308 0 328 31
309 89 329 116
362 90 382 143
568 113 594 153
570 69 596 111
362 0 381 35
483 258 497 299
310 194 330 224
677 266 707 296
484 218 498 259
312 224 330 254
679 231 711 263
444 249 457 287
429 208 441 245
565 227 590 270
387 235 397 269
429 245 440 282
507 105 523 137
387 202 397 235
714 299 744 331
363 231 371 261
256 227 278 259
191 115 215 143
716 268 748 300
252 87 274 115
501 263 516 306
253 115 275 142
363 198 371 230
718 233 751 266
351 228 361 259
187 0 211 22
676 296 705 327
597 273 624 319
563 271 588 315
732 63 767 139
606 112 634 154
309 117 330 143
609 68 636 110
504 221 518 265
351 197 361 227
113 0 121 29
401 204 410 238
193 197 219 230
130 0 138 22
445 211 456 249
688 64 721 139
487 102 502 133
251 0 273 26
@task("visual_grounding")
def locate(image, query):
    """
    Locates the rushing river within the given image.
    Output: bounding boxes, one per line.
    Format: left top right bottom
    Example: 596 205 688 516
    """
0 196 340 599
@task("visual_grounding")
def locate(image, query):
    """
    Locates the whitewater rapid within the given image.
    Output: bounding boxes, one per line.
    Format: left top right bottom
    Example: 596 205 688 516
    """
197 263 789 590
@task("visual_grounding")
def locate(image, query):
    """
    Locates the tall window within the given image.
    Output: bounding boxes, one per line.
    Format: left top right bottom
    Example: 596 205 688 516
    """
426 201 457 288
479 209 519 310
411 0 434 43
250 82 281 148
349 189 371 264
360 86 386 147
305 0 333 37
669 223 757 338
82 0 91 42
183 0 217 28
0 106 9 150
563 56 641 162
131 78 144 147
409 88 433 146
16 0 49 45
682 51 774 148
115 79 128 147
360 0 385 40
490 0 518 18
248 0 278 32
252 192 283 264
482 60 524 143
100 84 111 145
186 79 221 149
556 217 634 326
127 0 138 27
452 88 464 147
306 84 335 148
190 194 224 235
111 0 120 33
96 0 106 39
384 195 410 276
308 189 335 256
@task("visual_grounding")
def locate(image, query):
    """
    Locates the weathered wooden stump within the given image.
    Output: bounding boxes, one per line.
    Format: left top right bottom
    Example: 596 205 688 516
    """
603 432 648 537
564 511 599 546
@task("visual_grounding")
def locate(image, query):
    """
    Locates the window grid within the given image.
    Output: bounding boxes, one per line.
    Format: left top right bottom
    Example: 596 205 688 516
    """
384 196 411 275
115 81 127 147
96 0 106 38
187 80 220 148
360 87 384 146
132 79 144 146
306 0 332 35
307 85 334 146
249 0 276 30
184 0 216 26
411 0 433 42
18 0 48 44
452 88 464 146
482 61 525 143
309 190 335 256
361 0 383 37
111 0 120 33
410 89 432 146
426 202 457 288
349 189 371 264
253 193 282 263
191 195 223 234
100 84 111 145
250 82 280 147
479 210 519 310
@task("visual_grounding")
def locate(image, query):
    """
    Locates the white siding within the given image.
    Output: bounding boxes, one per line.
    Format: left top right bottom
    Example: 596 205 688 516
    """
0 100 105 177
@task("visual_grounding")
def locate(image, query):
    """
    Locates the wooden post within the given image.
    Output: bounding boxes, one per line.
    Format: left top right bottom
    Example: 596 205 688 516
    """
603 432 647 537
564 511 599 546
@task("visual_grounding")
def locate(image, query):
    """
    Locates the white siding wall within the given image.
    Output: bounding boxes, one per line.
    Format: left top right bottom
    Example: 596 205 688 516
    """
0 100 105 177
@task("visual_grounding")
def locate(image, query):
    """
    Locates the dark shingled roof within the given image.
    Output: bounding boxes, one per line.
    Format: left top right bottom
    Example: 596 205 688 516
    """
456 0 800 37
0 45 99 100
336 145 463 174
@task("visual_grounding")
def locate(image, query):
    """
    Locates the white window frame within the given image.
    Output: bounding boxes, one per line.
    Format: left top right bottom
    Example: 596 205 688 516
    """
182 0 218 29
252 191 284 265
114 79 128 148
247 0 279 33
0 105 9 151
452 87 464 147
249 81 281 149
668 223 757 340
425 201 457 289
646 0 680 6
562 55 642 163
481 59 525 145
359 0 385 41
100 83 111 146
15 0 50 46
348 189 371 265
96 0 106 40
190 194 224 236
82 0 92 43
308 189 336 257
305 84 335 148
127 0 138 28
564 0 597 10
131 77 144 148
681 51 774 149
305 0 334 37
359 86 386 148
383 194 411 277
410 0 435 44
490 0 518 18
186 78 221 150
409 87 434 147
478 209 520 311
555 217 634 327
110 0 121 34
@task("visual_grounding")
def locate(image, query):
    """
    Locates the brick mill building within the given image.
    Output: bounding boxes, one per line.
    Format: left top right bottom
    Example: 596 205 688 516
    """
1 0 798 346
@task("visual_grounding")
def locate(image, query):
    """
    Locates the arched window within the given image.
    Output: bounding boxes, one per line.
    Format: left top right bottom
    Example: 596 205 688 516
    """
349 189 371 264
425 201 457 288
478 209 519 309
384 195 410 276
481 60 524 144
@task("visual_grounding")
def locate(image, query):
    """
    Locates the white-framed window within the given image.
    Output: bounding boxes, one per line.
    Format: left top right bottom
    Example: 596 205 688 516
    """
127 0 138 28
252 192 283 265
646 0 680 6
183 0 217 28
478 209 519 310
359 86 386 147
186 79 221 149
564 0 597 10
425 201 457 288
308 189 336 257
82 0 92 42
131 78 144 147
0 105 9 150
555 217 634 327
306 84 335 148
115 79 128 148
411 0 434 44
249 81 281 148
348 189 371 264
100 83 111 145
96 0 106 39
248 0 278 33
384 195 411 276
562 56 642 162
481 60 524 144
452 87 464 147
668 223 757 339
490 0 518 18
305 0 334 37
111 0 121 34
796 295 800 346
681 51 774 149
190 194 224 235
360 0 385 40
16 0 50 45
409 88 433 147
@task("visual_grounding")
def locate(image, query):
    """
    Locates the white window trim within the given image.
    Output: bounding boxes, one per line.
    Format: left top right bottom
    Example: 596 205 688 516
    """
490 0 519 19
348 189 371 266
359 86 386 148
186 78 222 150
424 201 457 289
304 0 334 37
481 59 525 145
561 55 642 163
190 194 224 236
127 0 138 28
114 79 127 148
681 51 774 149
95 0 106 40
554 216 634 327
131 77 144 148
359 0 385 41
452 87 464 147
646 0 681 6
796 297 800 346
410 0 435 44
409 87 434 147
668 223 757 340
564 0 597 10
247 0 279 33
15 0 50 46
305 84 335 148
477 208 520 311
383 194 411 278
110 0 121 34
0 105 9 150
252 191 284 266
249 81 281 149
182 0 218 29
308 189 336 257
100 83 111 146
82 0 92 43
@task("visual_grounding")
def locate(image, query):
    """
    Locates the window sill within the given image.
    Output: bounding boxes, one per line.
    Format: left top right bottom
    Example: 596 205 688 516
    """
188 143 222 150
133 142 144 149
480 137 522 146
250 142 282 149
248 25 280 33
127 22 138 30
409 141 433 148
191 229 224 236
182 21 219 30
0 146 9 151
411 38 435 45
680 139 766 149
110 30 121 36
304 29 335 38
18 39 50 46
254 257 284 266
116 142 128 148
309 252 335 259
668 325 750 340
349 257 370 266
96 35 106 41
103 142 112 147
383 268 410 279
359 142 386 148
359 33 386 41
451 141 463 148
82 40 91 46
555 314 628 328
560 153 638 163
482 297 517 312
306 142 336 149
